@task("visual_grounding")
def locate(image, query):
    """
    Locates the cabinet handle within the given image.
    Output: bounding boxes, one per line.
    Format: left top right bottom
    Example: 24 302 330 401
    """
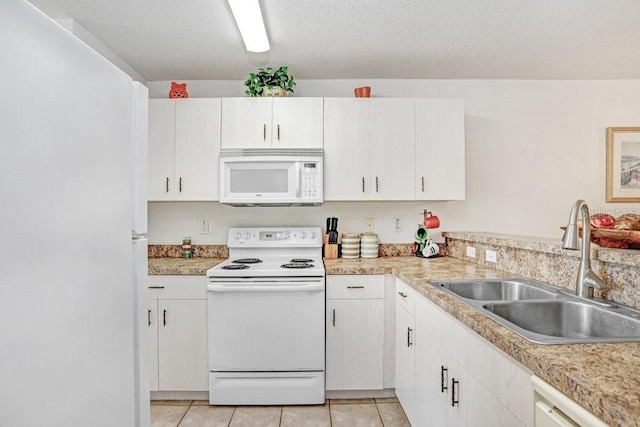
347 285 365 289
441 366 448 392
451 378 459 407
332 309 336 327
148 286 165 289
398 292 407 298
407 327 413 347
362 177 365 193
376 176 379 192
163 309 167 327
263 124 266 141
148 309 152 327
165 177 169 193
277 124 280 140
421 176 425 192
179 177 182 192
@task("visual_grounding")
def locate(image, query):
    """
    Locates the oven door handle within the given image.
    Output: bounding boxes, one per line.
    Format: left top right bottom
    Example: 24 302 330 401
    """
207 283 324 293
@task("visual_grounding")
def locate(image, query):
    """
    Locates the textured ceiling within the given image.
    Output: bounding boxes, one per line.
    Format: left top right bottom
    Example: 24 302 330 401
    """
27 0 640 81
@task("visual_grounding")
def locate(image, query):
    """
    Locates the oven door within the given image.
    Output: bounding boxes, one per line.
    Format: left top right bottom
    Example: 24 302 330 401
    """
207 278 325 371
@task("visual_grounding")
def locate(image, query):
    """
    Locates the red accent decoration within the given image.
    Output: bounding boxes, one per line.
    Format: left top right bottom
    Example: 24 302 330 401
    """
169 82 189 98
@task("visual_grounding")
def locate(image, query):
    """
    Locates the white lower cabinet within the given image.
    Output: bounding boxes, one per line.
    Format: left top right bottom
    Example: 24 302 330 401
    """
148 275 208 392
532 376 607 427
326 275 385 391
399 278 533 426
395 280 416 424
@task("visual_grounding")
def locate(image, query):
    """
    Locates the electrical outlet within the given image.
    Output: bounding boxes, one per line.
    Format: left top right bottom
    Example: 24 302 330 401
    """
365 218 375 232
466 246 476 258
200 220 209 235
393 218 402 232
486 249 497 263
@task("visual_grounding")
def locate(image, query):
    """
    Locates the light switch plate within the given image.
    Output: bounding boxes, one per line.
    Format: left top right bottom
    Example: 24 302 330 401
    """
486 249 497 263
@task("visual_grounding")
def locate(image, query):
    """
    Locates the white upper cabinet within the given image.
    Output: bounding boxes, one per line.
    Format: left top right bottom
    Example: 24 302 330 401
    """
324 97 464 201
415 98 465 200
369 99 415 200
148 98 221 201
221 97 323 149
323 99 370 200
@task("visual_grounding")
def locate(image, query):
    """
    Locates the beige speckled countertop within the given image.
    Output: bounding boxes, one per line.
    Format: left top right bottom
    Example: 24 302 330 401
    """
148 257 225 275
150 255 640 426
324 256 640 427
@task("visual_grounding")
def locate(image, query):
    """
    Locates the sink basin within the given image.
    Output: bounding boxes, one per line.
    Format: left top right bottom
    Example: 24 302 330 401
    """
483 300 640 344
435 279 558 301
428 277 640 344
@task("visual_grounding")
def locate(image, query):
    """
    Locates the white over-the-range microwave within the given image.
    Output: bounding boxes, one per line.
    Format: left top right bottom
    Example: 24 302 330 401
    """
219 148 324 206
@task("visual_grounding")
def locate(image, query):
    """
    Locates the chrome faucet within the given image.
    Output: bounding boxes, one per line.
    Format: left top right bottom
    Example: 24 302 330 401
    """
562 200 607 298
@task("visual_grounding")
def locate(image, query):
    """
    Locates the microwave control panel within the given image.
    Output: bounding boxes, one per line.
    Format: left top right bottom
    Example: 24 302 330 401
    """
301 162 320 198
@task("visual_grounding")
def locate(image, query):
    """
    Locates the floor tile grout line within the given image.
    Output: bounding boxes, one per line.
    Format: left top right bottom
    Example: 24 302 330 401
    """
374 402 385 427
175 400 194 427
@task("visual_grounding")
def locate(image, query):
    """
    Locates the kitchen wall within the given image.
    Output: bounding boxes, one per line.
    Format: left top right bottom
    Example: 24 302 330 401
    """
147 79 640 245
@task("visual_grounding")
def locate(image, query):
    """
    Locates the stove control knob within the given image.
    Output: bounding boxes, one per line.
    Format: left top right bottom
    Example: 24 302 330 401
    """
234 232 242 240
309 231 316 239
244 232 251 240
283 231 290 240
300 231 307 239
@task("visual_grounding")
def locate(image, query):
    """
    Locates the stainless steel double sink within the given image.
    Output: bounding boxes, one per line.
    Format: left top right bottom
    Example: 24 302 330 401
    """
429 278 640 344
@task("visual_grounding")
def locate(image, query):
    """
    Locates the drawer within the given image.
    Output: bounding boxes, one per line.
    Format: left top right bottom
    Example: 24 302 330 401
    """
395 279 416 316
147 275 207 299
326 275 385 299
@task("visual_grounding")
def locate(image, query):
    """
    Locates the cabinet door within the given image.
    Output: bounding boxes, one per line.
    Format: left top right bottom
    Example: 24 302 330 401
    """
369 99 415 200
158 299 208 391
220 98 272 148
148 300 159 391
415 297 444 427
174 98 221 200
272 98 323 148
323 98 370 200
326 298 384 390
415 98 465 200
148 100 175 200
395 304 416 425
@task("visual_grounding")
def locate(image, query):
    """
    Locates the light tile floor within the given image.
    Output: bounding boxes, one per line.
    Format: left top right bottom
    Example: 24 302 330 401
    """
151 398 410 427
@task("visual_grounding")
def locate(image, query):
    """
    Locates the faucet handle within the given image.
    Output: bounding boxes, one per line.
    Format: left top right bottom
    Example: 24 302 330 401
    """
584 272 606 290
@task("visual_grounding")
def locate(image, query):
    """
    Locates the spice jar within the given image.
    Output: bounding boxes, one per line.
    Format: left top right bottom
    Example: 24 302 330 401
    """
182 237 192 258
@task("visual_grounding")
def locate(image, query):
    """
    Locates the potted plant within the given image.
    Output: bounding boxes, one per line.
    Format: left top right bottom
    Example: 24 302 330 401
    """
244 66 296 97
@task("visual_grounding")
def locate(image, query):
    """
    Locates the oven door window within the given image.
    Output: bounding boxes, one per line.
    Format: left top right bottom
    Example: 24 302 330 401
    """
223 161 297 201
208 282 324 371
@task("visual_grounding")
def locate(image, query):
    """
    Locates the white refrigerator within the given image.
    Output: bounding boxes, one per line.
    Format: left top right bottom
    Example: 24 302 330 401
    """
1 1 149 426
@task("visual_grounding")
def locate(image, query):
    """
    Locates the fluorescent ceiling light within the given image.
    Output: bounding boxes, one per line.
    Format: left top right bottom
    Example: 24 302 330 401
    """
227 0 270 53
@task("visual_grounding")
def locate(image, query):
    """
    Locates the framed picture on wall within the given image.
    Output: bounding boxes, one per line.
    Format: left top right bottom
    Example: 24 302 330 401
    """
606 127 640 202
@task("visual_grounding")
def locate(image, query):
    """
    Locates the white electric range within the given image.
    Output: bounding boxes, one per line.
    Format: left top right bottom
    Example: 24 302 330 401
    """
206 227 325 405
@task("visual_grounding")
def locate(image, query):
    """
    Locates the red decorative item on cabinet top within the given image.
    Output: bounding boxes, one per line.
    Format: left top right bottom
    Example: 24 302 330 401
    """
169 82 189 98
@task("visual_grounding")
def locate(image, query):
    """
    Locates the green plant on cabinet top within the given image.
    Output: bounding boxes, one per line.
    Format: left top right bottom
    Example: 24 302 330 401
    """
244 66 296 97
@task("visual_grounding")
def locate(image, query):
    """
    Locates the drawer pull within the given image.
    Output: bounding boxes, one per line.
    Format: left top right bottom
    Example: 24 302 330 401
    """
347 286 365 289
451 378 459 406
441 366 448 392
148 286 165 289
398 292 407 298
163 309 167 326
407 327 413 347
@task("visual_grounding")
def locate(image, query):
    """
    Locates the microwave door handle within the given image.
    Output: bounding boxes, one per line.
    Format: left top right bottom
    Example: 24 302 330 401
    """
295 162 302 198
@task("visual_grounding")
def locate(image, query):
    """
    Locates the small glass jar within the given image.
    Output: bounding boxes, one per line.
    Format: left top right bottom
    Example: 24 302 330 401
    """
182 237 192 258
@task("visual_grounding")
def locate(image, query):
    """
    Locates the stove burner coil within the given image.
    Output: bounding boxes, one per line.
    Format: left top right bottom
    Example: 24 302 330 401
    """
232 258 263 264
222 264 250 270
290 258 314 263
281 262 314 269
